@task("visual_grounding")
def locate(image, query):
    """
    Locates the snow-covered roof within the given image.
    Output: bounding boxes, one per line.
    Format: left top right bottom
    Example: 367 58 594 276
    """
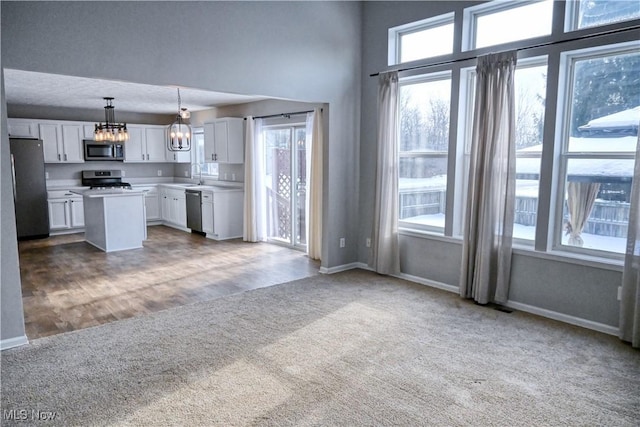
578 106 640 136
580 106 640 129
519 135 637 153
517 140 636 182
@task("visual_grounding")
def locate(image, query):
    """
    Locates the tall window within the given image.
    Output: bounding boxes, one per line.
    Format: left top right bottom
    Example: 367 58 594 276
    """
513 60 548 241
558 44 640 255
398 73 452 233
459 58 548 242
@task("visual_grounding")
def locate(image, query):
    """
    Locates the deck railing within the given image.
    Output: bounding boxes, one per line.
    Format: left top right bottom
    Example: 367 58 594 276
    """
401 189 630 238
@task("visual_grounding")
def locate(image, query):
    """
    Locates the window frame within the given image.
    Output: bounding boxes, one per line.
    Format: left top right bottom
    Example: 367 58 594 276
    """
386 1 639 264
553 41 639 258
456 56 549 245
388 12 455 66
192 127 219 178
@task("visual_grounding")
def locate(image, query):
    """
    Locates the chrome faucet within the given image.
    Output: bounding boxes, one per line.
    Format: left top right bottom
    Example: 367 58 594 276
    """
192 163 204 185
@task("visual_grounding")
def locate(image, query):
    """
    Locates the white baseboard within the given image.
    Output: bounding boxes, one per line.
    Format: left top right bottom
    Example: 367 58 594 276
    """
396 272 459 294
319 264 618 337
504 300 619 336
320 262 370 274
1 335 29 351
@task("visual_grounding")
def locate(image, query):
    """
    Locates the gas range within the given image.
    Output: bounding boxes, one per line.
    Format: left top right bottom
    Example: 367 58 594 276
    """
89 183 132 190
82 170 131 190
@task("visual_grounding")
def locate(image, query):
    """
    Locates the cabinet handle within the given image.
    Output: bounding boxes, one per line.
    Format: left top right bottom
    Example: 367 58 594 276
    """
64 153 68 161
58 154 61 161
142 154 145 161
147 154 150 160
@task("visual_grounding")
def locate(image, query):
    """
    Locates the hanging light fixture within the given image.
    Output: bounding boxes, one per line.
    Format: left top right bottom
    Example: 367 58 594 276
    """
168 88 192 151
94 97 129 142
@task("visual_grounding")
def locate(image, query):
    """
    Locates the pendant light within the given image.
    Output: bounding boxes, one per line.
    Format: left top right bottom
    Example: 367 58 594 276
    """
94 97 129 142
168 88 192 151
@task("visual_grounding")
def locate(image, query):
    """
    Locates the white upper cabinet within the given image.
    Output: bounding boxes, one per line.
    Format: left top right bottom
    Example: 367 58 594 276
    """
145 127 167 163
83 124 95 139
7 119 83 163
204 118 244 163
60 124 84 162
7 119 38 138
8 118 176 164
40 122 84 163
124 126 166 163
166 149 191 163
124 126 145 162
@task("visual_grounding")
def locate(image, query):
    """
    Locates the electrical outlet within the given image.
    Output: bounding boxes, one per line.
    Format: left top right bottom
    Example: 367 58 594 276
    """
618 286 622 301
232 173 236 181
224 173 228 180
185 171 189 177
157 170 162 177
366 238 371 248
121 171 125 177
45 172 49 180
339 238 345 248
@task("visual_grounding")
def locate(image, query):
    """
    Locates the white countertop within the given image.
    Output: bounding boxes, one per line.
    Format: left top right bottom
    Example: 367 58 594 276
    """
158 183 243 192
71 188 146 198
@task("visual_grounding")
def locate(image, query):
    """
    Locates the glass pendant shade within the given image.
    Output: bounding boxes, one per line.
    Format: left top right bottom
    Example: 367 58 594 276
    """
94 97 129 142
169 113 192 151
168 89 191 151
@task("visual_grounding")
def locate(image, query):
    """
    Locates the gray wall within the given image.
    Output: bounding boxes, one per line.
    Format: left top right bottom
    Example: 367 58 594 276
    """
359 1 624 330
2 1 363 270
1 69 28 346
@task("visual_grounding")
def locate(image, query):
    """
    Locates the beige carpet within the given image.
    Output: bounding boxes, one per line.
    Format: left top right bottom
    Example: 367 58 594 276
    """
2 269 639 426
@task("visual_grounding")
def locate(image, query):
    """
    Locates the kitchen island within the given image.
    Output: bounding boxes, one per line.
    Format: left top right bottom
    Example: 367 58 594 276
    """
74 188 147 252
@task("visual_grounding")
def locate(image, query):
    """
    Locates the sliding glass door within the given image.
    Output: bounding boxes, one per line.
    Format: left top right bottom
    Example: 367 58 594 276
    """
263 125 307 249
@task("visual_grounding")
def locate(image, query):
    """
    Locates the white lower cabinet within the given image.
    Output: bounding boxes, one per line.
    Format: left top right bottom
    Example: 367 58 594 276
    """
134 186 161 221
160 187 186 228
69 198 85 228
47 191 84 231
201 192 214 234
145 191 161 221
201 190 243 240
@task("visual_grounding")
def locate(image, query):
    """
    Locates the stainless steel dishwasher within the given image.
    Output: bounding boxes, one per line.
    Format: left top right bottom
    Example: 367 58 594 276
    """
185 189 203 233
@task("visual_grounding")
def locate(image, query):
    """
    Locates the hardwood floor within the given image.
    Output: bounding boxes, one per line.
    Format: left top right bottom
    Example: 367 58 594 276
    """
18 226 320 340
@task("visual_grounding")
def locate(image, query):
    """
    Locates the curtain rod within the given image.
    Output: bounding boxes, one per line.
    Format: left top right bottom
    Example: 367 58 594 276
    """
369 24 640 77
244 109 322 120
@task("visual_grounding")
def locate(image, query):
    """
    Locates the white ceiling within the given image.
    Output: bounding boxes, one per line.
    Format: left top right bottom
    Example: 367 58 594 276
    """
3 69 269 115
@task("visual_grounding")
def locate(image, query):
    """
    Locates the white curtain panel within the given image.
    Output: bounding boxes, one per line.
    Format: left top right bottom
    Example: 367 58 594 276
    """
370 71 400 275
566 182 601 246
620 133 640 348
243 117 266 242
306 109 323 260
460 51 517 304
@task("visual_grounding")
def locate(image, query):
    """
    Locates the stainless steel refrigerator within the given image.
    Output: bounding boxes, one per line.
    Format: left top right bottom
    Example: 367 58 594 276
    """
9 138 50 239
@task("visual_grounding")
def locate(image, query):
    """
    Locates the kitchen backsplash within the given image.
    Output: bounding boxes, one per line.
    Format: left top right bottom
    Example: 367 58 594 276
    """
45 162 177 181
46 162 245 183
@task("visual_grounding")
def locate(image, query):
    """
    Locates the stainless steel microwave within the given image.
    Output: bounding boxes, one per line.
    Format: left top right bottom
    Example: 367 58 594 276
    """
83 140 124 161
